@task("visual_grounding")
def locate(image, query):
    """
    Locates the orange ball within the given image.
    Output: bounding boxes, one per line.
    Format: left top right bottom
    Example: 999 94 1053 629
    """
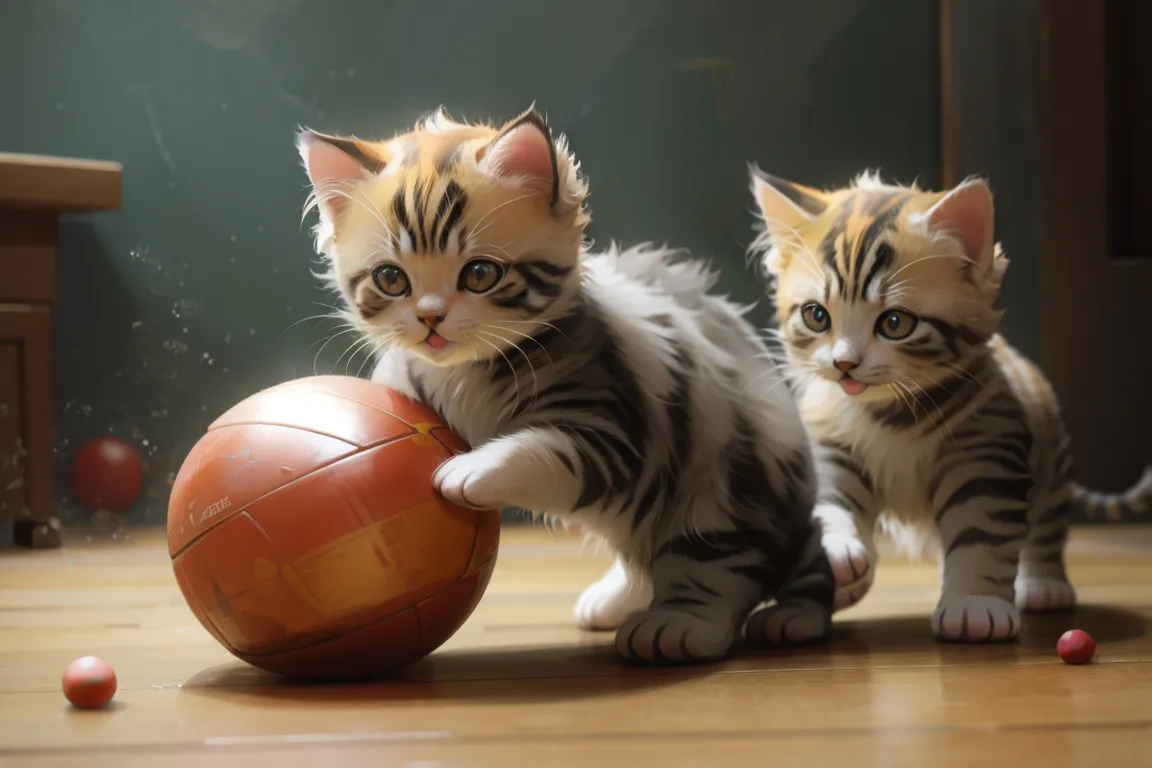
62 656 117 709
166 376 500 679
71 436 144 512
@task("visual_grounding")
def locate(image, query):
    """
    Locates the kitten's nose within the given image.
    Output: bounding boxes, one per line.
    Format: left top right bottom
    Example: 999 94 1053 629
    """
420 315 446 328
835 359 859 372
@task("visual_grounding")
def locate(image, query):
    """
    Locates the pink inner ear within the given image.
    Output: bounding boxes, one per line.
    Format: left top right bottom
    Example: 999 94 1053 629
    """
488 125 554 185
929 183 994 267
298 133 371 221
302 137 368 187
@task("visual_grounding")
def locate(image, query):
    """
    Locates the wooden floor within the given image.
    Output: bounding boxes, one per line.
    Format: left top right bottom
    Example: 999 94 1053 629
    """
1 526 1151 766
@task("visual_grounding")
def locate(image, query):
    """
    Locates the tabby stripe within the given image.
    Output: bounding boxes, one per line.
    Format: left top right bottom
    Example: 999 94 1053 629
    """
630 474 664 531
790 335 816 351
433 180 466 252
986 508 1029 526
860 240 895 300
851 200 905 297
818 203 851 269
391 186 418 249
348 270 370 294
945 527 1021 554
514 262 564 297
492 290 532 311
413 179 430 252
684 575 721 598
1029 527 1068 548
1036 500 1071 525
935 475 1033 521
357 293 389 320
521 259 571 277
822 445 873 492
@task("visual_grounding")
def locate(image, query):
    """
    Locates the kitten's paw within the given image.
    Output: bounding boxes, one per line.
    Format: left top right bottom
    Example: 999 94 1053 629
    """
932 595 1020 642
746 600 831 647
1015 576 1077 613
822 532 874 610
574 565 651 631
615 609 734 664
432 450 508 510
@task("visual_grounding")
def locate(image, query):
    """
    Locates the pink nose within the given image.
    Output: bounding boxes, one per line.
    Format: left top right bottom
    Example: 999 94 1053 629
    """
419 315 445 328
835 359 858 372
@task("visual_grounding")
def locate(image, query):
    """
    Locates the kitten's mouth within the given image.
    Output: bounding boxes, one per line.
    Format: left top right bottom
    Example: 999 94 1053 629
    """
840 375 868 396
425 330 449 350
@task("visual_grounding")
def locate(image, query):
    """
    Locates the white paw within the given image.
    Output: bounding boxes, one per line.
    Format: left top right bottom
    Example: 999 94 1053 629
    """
574 562 652 631
432 449 509 510
932 595 1020 642
823 532 874 610
746 600 831 647
615 609 734 664
1015 576 1077 613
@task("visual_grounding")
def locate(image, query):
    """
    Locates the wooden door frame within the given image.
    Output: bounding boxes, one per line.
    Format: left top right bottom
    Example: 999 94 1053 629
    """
940 0 1152 499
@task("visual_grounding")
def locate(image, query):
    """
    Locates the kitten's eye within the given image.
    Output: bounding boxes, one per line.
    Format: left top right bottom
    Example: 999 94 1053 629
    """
372 264 410 297
800 303 831 333
459 259 505 294
876 309 918 340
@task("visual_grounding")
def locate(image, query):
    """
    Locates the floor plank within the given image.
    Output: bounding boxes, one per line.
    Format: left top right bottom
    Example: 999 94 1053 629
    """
0 525 1150 766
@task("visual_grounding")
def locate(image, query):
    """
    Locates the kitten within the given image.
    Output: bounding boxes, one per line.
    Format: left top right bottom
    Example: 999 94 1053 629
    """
746 168 1152 642
294 106 835 663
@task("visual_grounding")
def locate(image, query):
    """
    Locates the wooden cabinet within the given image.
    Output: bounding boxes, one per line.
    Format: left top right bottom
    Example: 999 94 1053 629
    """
0 152 122 548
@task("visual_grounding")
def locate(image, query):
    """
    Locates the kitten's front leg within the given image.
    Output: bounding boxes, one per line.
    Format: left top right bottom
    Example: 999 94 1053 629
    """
432 427 582 512
615 536 769 664
813 442 880 610
574 558 653 631
932 470 1032 642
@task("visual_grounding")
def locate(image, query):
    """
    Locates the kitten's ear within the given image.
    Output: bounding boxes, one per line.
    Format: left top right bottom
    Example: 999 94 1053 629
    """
924 179 995 271
477 108 560 208
748 165 829 235
296 129 387 224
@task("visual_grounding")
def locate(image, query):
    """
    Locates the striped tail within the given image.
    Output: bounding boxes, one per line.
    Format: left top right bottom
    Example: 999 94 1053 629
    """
1071 466 1152 521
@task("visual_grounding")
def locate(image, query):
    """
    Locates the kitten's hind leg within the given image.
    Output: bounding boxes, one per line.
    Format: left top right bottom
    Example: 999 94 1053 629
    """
615 535 770 664
746 526 836 647
1015 492 1076 612
574 558 652 631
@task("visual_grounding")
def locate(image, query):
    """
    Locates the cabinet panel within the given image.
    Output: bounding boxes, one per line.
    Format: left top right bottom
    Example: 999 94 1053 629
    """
0 343 26 518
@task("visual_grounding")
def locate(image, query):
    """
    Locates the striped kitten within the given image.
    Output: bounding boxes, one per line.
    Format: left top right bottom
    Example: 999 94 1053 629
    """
746 168 1152 642
294 107 834 663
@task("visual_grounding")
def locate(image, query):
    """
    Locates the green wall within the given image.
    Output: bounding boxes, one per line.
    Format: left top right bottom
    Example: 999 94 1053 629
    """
0 0 941 525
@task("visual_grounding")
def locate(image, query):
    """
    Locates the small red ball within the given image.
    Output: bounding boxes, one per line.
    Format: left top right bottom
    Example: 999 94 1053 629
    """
71 437 144 512
1057 629 1096 664
62 656 118 709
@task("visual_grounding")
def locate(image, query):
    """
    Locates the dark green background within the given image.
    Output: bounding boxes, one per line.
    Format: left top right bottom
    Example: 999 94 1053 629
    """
1 0 951 524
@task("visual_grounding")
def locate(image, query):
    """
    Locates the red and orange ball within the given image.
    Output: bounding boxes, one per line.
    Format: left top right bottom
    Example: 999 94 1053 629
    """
166 376 499 679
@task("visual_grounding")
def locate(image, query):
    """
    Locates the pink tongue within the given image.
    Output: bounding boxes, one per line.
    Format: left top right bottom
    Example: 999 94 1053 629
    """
841 378 868 396
427 333 448 350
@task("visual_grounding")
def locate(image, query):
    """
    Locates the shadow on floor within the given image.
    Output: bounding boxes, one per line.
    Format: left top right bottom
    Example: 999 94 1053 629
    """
180 640 711 705
742 603 1150 665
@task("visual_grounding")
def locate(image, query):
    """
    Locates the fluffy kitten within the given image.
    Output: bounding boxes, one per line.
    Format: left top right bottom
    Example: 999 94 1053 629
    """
746 168 1152 642
294 107 834 663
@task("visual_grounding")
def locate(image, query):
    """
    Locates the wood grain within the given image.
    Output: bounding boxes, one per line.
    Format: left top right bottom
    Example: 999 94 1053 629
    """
0 526 1149 766
0 152 121 212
